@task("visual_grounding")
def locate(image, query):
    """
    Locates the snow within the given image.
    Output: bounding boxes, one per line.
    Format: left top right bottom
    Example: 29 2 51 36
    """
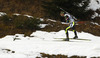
47 19 57 22
13 13 21 16
40 18 44 21
39 24 48 28
88 0 100 10
91 22 100 26
0 12 7 16
24 15 33 18
0 30 100 58
91 12 100 19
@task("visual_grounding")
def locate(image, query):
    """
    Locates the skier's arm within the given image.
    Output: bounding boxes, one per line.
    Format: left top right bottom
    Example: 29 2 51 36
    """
66 21 70 25
65 18 70 25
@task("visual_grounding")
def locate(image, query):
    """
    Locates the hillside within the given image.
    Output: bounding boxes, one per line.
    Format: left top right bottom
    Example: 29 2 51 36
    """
0 0 100 20
0 0 45 17
0 0 99 19
0 26 100 58
0 0 100 37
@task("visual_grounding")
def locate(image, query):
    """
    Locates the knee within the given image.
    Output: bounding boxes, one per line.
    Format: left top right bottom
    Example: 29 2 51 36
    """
65 28 68 33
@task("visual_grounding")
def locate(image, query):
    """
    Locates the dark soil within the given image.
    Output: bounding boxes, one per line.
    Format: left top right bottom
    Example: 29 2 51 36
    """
36 53 100 58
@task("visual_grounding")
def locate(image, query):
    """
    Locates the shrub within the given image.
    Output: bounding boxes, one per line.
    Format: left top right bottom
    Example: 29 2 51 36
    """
24 18 41 30
0 15 11 25
12 15 41 30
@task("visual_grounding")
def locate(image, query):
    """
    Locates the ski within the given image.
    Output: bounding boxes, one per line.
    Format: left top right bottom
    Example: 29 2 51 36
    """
54 38 91 41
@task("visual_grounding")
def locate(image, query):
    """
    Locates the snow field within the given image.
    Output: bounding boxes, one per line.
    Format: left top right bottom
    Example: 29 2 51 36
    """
0 30 100 58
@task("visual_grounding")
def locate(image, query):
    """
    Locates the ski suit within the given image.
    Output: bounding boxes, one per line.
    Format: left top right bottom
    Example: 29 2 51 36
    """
64 14 77 39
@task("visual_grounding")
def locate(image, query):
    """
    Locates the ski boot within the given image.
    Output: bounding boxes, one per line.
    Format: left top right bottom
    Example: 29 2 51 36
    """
65 32 69 41
64 38 69 41
73 36 78 39
73 31 78 39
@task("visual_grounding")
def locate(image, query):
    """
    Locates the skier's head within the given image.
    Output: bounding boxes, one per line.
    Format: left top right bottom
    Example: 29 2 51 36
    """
60 11 65 17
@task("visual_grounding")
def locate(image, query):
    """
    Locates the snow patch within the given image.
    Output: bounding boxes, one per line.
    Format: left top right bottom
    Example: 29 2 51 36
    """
91 12 100 19
39 24 48 28
0 30 100 58
40 18 44 21
24 15 33 18
91 22 100 26
47 19 57 22
88 0 100 10
0 12 7 16
13 13 21 16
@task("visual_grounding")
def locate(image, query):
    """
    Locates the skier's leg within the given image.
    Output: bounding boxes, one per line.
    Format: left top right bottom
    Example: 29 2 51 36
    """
73 30 78 39
66 30 69 39
72 26 78 39
65 26 71 41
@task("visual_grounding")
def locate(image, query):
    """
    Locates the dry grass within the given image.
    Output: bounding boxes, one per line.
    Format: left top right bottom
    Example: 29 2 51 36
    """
0 14 41 38
36 53 87 58
41 19 100 36
36 53 100 58
0 0 45 18
0 0 100 37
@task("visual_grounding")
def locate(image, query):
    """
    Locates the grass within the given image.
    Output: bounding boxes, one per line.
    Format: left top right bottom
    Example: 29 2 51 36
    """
0 14 100 38
0 14 41 38
36 53 96 58
0 0 44 18
36 53 100 58
41 19 100 37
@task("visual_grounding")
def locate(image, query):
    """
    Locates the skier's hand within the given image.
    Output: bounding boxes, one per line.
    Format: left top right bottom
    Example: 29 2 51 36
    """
69 22 74 28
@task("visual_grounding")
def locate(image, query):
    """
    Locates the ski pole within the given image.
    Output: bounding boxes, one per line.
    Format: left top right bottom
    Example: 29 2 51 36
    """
57 6 68 13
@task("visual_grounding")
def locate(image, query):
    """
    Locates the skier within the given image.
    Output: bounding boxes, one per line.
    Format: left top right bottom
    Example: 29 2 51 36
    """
60 11 78 41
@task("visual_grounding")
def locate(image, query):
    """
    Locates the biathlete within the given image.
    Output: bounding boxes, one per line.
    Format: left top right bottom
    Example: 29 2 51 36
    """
60 11 78 41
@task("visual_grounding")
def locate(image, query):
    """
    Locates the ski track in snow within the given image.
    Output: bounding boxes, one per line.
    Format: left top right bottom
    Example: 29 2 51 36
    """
0 30 100 58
